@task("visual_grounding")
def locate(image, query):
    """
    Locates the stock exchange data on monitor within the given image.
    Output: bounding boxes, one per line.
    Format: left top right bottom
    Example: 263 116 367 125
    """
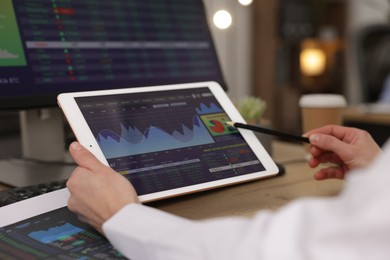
75 88 266 196
0 0 224 108
0 207 126 259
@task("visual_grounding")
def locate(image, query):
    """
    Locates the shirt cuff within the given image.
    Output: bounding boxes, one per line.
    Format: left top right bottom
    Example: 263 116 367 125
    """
102 203 190 260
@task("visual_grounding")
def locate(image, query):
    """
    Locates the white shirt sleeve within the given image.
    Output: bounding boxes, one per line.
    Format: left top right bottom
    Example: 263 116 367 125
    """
103 141 390 260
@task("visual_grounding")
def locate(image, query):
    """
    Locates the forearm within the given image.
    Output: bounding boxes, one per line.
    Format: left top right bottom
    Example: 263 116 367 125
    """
103 193 390 260
103 203 277 260
102 143 390 260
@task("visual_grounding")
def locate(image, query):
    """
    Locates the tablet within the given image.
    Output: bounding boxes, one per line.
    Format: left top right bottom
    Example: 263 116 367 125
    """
58 81 278 202
0 189 127 259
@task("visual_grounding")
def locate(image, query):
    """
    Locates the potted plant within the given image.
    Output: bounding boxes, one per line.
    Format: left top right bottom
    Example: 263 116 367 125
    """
237 96 267 124
237 96 272 155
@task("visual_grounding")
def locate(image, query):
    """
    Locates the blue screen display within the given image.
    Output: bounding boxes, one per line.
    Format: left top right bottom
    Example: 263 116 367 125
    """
75 88 265 195
0 0 225 109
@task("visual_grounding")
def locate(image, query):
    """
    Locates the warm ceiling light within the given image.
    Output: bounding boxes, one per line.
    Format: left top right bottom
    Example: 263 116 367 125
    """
213 10 232 30
238 0 253 6
300 48 326 76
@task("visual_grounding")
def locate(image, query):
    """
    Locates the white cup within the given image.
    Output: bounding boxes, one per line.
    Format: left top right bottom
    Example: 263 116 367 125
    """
299 94 347 134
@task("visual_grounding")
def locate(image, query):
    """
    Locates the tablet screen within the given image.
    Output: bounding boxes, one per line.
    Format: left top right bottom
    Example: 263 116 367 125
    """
0 207 125 259
74 87 266 195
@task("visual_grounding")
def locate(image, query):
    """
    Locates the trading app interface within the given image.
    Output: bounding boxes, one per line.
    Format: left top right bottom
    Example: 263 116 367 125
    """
75 87 266 195
0 207 126 259
0 0 224 107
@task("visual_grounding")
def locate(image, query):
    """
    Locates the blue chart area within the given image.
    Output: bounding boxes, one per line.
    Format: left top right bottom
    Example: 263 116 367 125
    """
196 102 223 115
28 223 83 244
97 115 215 158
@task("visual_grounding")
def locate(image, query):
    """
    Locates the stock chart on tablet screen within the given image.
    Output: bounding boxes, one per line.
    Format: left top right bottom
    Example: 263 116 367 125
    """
75 87 266 195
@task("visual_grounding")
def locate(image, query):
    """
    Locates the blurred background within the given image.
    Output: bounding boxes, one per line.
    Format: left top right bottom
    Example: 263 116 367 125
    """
204 0 390 143
1 0 389 149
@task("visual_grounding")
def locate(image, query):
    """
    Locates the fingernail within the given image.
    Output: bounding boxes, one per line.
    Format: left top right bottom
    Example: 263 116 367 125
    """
71 142 83 151
309 134 320 143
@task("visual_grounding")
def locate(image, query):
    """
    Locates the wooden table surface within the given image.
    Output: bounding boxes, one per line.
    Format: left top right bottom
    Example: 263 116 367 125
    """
344 105 390 125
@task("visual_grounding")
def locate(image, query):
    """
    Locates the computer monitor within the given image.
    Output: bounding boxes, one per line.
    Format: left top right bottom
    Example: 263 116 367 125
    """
0 0 226 186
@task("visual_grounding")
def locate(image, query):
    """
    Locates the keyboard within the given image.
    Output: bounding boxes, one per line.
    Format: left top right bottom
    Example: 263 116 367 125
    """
0 180 67 207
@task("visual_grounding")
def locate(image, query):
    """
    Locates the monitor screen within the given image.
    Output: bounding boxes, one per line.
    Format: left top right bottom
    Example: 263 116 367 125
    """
0 0 226 110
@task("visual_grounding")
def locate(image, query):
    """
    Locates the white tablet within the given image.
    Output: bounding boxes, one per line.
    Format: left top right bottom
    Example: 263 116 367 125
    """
58 81 278 202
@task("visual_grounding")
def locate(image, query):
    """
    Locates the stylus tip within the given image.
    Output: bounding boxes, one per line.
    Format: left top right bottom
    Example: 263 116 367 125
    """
225 121 235 127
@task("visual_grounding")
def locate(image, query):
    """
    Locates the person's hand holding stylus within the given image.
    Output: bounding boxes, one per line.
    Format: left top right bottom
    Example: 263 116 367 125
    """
305 125 381 180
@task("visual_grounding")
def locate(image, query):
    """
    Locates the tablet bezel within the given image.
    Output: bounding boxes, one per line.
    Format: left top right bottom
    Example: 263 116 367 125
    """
58 81 279 202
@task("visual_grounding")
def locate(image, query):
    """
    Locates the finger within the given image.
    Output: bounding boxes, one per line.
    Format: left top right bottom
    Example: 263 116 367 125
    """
69 142 105 173
66 167 93 193
313 167 346 180
310 145 332 158
313 152 343 165
308 150 343 168
304 125 338 136
310 145 322 157
309 134 352 158
305 125 359 141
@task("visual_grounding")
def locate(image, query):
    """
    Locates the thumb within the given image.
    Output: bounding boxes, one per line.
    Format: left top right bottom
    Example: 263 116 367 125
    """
69 142 105 173
309 134 350 157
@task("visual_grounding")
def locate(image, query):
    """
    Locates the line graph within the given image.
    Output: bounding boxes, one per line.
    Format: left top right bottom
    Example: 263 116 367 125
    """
0 0 26 66
0 49 19 59
195 102 223 114
78 91 230 159
97 115 214 158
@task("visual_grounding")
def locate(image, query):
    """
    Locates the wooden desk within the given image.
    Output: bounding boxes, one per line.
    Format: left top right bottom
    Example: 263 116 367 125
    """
0 141 344 219
344 106 390 125
343 106 390 146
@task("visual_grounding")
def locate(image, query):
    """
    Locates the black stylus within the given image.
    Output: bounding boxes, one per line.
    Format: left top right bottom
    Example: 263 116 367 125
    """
226 121 310 144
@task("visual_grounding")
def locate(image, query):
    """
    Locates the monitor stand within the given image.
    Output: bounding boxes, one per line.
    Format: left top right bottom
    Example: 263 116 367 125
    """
0 108 74 187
